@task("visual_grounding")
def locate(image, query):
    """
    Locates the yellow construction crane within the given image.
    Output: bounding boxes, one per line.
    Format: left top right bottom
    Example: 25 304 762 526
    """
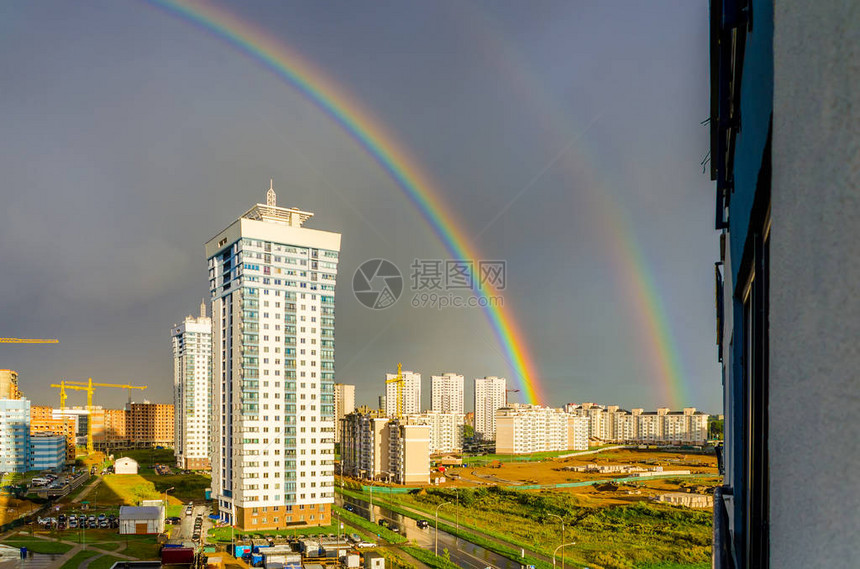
385 362 405 419
0 338 58 344
50 378 147 453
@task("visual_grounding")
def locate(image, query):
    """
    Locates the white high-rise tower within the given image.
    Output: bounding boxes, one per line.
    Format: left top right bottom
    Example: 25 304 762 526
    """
172 301 213 470
431 373 464 414
474 376 507 440
206 184 341 530
385 369 421 417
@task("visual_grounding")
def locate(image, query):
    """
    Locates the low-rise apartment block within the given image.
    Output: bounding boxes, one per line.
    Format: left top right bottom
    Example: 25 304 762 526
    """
495 404 569 455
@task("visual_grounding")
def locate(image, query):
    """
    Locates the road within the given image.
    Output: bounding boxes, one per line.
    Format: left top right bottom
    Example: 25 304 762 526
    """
337 495 525 569
175 504 213 542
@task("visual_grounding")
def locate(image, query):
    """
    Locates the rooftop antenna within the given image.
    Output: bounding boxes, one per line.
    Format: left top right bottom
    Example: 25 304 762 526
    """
267 179 276 206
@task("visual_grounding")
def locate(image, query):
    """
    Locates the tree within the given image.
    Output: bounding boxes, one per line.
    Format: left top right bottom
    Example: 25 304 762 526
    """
708 417 724 440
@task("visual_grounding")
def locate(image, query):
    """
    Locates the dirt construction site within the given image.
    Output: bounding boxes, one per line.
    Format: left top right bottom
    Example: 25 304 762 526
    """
437 448 721 506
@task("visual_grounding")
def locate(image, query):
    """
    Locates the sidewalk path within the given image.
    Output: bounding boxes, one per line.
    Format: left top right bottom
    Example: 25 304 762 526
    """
71 477 102 504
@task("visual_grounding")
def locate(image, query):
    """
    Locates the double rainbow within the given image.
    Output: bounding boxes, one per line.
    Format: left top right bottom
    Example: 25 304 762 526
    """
148 0 545 404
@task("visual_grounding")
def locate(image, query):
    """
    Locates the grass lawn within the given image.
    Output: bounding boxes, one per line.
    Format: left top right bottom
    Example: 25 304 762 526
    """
331 506 405 545
59 550 99 569
121 538 160 559
54 529 159 559
165 505 183 517
402 546 459 569
207 521 341 543
348 486 712 569
90 555 126 569
3 538 74 554
95 449 210 505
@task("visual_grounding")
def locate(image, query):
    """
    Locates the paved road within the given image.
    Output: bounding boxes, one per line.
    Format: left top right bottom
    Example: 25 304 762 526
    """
175 504 213 542
338 495 524 569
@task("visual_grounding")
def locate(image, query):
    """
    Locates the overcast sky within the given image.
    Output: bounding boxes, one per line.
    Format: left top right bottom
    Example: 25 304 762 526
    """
0 0 720 412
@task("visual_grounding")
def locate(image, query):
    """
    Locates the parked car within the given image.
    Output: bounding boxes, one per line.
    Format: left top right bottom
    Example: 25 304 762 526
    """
356 542 376 548
69 519 78 528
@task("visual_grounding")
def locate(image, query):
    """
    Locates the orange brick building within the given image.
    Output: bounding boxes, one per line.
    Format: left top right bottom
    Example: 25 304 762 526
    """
30 406 76 463
130 403 174 448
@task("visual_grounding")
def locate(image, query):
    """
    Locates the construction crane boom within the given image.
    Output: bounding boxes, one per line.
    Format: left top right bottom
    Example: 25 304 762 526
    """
50 378 147 454
0 338 58 344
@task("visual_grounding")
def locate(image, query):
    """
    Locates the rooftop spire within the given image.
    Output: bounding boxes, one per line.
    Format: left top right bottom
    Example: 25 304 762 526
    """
267 179 276 206
200 299 206 318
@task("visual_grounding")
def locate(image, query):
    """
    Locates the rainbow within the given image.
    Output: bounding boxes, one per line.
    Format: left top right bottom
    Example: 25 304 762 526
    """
459 4 688 408
146 0 545 404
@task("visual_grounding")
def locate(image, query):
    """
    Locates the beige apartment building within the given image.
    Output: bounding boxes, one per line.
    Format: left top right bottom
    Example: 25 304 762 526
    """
0 370 22 400
413 411 465 454
566 404 709 444
333 384 355 444
495 404 570 455
340 408 430 484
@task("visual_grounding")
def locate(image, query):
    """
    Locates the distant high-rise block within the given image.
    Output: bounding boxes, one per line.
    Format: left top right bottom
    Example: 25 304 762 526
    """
333 384 355 444
0 370 21 400
172 302 213 470
474 376 506 440
431 373 464 414
385 369 421 417
206 185 340 530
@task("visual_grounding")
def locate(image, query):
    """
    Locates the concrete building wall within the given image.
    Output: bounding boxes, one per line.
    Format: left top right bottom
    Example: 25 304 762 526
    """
474 376 506 440
333 384 355 443
769 2 860 566
430 373 464 414
30 434 65 470
208 193 340 530
0 370 21 400
0 398 31 474
385 370 421 417
172 310 212 470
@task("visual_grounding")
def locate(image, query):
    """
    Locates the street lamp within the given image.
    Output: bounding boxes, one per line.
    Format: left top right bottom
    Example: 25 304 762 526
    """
547 514 565 569
553 541 576 568
434 501 452 557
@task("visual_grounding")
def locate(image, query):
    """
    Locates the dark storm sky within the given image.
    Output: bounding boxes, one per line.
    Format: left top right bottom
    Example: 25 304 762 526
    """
0 1 720 412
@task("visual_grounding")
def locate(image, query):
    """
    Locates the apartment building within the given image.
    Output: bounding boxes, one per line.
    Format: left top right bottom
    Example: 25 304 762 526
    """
494 404 569 455
387 419 430 485
333 384 355 444
567 414 589 451
207 186 340 530
340 409 430 484
430 373 464 414
129 403 175 447
30 434 65 471
567 404 708 445
0 398 31 474
0 370 21 400
385 369 421 418
30 406 76 463
474 376 506 440
340 408 390 480
413 411 465 454
172 302 213 470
